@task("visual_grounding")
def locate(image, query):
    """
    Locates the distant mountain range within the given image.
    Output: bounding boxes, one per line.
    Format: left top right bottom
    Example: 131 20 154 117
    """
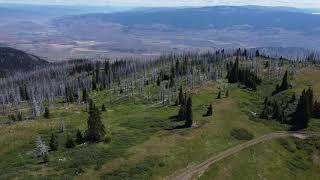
55 6 320 33
1 5 320 59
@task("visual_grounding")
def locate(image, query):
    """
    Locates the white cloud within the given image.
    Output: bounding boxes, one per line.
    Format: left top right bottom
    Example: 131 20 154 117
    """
1 0 320 9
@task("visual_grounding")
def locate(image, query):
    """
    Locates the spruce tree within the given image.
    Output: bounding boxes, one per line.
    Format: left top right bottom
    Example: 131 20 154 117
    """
313 101 320 118
65 134 75 148
185 97 193 128
87 100 106 142
44 107 50 119
290 93 296 103
178 98 186 121
206 104 213 116
76 129 84 144
101 104 106 112
82 89 88 102
272 101 281 121
216 91 221 99
292 89 313 130
177 86 184 105
49 133 58 151
255 50 260 57
280 71 289 91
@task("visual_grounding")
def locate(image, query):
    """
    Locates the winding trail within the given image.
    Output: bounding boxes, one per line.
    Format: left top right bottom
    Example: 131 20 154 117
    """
169 131 319 180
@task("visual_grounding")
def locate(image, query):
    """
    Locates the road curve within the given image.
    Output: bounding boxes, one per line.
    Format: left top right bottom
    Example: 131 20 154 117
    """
169 131 317 180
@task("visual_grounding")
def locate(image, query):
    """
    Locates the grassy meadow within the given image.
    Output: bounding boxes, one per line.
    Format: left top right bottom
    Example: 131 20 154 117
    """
0 59 320 179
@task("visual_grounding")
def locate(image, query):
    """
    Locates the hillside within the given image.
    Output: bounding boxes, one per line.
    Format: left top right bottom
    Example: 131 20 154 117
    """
0 47 48 75
0 50 319 179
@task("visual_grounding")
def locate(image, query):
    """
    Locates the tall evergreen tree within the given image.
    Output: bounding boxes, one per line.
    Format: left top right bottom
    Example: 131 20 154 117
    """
292 88 313 130
82 89 88 102
272 101 281 121
177 86 185 105
178 98 186 121
313 101 320 118
280 71 289 91
185 97 193 128
216 91 222 99
86 100 106 142
44 107 50 119
101 104 106 112
206 104 213 116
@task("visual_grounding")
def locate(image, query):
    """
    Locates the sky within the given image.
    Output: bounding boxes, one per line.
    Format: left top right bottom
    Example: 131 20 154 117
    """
0 0 320 9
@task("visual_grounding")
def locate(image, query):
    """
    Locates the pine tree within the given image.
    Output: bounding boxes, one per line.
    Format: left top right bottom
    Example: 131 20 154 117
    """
290 93 296 103
185 97 193 128
76 129 84 144
272 101 281 121
206 104 213 116
280 71 289 91
216 91 221 99
44 107 50 119
82 89 88 102
178 99 186 121
92 74 97 90
255 50 260 57
49 133 58 151
292 89 313 130
86 100 106 142
101 104 106 112
273 71 290 95
65 134 75 148
313 101 320 118
177 86 184 105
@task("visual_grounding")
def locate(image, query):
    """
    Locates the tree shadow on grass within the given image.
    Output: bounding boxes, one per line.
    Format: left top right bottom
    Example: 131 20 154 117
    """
166 124 187 130
169 115 184 122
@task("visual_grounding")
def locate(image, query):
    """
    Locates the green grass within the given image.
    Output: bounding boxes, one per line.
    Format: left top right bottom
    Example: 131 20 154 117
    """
199 137 320 180
1 65 320 179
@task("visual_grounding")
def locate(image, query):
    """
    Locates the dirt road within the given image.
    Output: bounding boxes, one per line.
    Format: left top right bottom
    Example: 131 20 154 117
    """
169 131 315 180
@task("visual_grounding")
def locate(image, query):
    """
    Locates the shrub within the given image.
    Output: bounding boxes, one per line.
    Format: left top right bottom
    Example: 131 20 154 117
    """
103 136 112 144
278 138 295 153
76 129 84 144
230 128 254 140
66 134 75 148
49 133 59 151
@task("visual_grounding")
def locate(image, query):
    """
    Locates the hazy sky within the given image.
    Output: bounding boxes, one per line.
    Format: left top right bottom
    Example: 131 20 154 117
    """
1 0 320 9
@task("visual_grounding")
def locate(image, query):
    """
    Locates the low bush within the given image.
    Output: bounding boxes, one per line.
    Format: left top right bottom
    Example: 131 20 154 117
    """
230 128 254 140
